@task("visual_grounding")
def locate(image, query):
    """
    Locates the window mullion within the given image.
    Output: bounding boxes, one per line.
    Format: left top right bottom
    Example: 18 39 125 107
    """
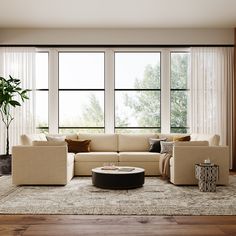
105 49 115 133
48 49 59 134
161 49 170 133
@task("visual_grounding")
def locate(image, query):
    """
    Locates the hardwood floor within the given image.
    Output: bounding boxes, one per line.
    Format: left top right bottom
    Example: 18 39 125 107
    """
0 215 236 236
0 172 235 235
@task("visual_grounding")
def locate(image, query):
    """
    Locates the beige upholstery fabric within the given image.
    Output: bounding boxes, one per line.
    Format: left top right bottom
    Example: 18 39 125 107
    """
32 141 67 146
74 152 119 176
174 141 209 147
20 134 47 145
118 134 157 151
170 146 229 185
46 134 78 141
75 152 118 162
65 134 78 140
46 135 66 142
119 152 161 162
16 133 227 182
191 133 220 146
12 146 74 185
67 153 75 166
78 134 118 151
74 161 118 176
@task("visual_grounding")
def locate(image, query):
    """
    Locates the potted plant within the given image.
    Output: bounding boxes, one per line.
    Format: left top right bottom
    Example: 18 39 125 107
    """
0 75 30 174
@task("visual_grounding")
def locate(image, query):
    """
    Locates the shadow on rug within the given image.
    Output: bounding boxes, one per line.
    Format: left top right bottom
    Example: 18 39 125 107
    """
0 176 236 215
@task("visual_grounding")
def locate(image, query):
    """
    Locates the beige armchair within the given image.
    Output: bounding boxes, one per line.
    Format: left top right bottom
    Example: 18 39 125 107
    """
170 145 229 185
12 145 74 185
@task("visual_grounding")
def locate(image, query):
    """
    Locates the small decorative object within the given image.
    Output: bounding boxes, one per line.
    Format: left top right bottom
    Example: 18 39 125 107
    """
195 163 219 192
204 158 211 164
101 163 117 170
0 75 30 175
118 167 135 172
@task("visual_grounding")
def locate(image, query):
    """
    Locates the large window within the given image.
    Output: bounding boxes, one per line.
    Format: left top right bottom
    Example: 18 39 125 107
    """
35 52 49 133
115 52 161 133
58 52 105 134
35 48 190 134
170 52 190 133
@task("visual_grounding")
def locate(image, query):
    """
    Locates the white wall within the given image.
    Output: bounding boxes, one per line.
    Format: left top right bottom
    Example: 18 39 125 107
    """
0 28 234 45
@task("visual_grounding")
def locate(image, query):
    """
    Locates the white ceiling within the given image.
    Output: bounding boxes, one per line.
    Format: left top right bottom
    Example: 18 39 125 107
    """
0 0 236 28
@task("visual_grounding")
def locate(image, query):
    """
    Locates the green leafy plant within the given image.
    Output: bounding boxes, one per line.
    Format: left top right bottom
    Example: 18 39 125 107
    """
0 75 30 155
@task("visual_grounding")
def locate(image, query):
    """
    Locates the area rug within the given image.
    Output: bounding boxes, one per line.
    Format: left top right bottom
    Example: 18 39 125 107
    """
0 176 236 215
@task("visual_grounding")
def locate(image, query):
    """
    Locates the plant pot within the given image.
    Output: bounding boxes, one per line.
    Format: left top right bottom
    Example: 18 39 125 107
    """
0 154 12 175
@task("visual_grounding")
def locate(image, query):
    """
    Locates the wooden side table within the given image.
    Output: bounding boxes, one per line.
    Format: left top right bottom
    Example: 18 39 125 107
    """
195 164 219 192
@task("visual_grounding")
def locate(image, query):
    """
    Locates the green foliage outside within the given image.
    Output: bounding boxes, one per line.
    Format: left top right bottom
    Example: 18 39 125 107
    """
81 94 104 127
170 53 189 133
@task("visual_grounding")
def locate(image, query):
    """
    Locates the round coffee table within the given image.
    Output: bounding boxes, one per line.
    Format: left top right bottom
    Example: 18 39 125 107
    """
92 166 145 189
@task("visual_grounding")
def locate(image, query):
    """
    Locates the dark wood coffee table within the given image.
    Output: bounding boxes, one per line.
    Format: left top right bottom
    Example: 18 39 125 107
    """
92 166 145 189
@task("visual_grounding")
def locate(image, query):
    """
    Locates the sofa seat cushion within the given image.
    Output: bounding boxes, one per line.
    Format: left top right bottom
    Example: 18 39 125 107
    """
67 153 75 166
119 152 161 162
118 134 158 152
75 152 118 162
78 134 118 152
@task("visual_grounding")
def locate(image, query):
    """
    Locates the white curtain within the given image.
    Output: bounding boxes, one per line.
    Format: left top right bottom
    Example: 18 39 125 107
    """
0 47 36 154
190 47 234 148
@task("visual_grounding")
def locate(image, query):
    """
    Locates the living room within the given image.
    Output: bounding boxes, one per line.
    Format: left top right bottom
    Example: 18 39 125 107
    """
0 0 236 235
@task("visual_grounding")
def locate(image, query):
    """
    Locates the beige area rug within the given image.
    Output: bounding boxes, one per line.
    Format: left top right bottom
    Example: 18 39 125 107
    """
0 176 236 215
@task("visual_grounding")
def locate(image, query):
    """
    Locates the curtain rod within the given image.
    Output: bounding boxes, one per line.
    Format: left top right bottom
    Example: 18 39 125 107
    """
0 44 234 48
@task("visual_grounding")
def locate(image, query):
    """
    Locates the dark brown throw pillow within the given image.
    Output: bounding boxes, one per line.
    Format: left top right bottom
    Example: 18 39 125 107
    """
173 135 191 141
65 139 91 153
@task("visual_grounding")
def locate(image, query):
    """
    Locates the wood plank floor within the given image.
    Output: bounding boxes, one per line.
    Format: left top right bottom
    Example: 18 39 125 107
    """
0 215 236 236
0 172 235 236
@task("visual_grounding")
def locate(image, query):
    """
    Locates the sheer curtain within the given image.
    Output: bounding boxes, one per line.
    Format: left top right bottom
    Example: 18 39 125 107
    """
190 47 234 149
0 47 36 154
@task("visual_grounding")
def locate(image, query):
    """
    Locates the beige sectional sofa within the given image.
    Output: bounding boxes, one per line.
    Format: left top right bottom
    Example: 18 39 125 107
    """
12 132 229 186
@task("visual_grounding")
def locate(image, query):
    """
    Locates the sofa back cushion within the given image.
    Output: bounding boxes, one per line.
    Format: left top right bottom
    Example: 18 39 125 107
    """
190 133 220 146
118 134 158 152
20 134 47 145
78 133 118 152
46 134 78 141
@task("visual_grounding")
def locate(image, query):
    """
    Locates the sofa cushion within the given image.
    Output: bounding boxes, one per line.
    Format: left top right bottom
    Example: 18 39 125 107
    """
149 138 167 152
118 134 158 152
158 133 191 141
75 152 118 162
160 141 175 155
20 134 47 145
46 135 66 142
78 134 118 152
119 152 161 162
65 139 91 153
32 141 67 146
67 153 75 166
191 133 220 146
